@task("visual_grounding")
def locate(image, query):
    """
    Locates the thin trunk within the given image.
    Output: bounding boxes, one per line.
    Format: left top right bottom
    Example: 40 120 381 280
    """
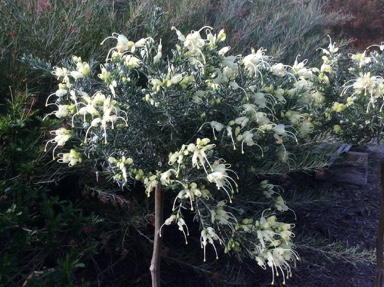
150 184 163 287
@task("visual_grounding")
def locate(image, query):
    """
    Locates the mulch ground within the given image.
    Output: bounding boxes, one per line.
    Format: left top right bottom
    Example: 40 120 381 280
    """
275 144 383 287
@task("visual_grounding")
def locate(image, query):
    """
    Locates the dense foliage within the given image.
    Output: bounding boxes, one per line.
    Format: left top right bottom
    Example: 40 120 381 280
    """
1 0 383 286
43 27 384 285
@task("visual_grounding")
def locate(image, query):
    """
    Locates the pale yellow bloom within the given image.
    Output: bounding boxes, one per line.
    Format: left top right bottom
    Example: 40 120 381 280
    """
57 149 82 166
332 102 346 112
333 124 342 133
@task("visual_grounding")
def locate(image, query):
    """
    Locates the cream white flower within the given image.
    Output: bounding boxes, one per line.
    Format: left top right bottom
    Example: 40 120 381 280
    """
209 121 224 140
292 57 312 78
298 120 314 136
54 104 72 118
271 63 286 77
350 51 371 67
143 174 159 197
171 26 185 41
275 196 289 212
45 128 72 158
217 29 226 42
243 48 269 75
218 46 231 56
98 65 111 82
116 34 130 52
160 215 189 244
124 55 142 68
52 67 69 79
76 62 90 76
252 92 267 108
57 149 82 166
160 169 177 185
207 161 238 202
200 227 222 262
55 89 68 97
100 33 135 59
153 40 162 64
173 182 203 211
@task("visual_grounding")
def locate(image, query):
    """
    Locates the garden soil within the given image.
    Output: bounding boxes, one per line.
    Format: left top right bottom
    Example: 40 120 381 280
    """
267 144 383 287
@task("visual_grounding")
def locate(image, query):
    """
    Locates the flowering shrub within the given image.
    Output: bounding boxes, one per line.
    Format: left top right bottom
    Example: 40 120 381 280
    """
312 41 384 144
43 25 384 284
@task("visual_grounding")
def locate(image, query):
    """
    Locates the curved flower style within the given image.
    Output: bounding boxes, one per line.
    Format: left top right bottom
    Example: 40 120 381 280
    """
44 127 72 158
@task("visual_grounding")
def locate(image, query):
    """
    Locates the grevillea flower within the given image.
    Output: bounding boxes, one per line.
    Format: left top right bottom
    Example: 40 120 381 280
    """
319 35 339 56
101 33 134 59
243 48 269 76
271 63 287 77
153 40 162 64
200 227 223 262
160 215 189 244
57 149 82 166
210 200 236 227
207 160 238 203
209 121 224 140
173 182 203 211
292 57 312 79
217 29 226 42
143 174 159 197
346 72 384 111
189 138 215 174
253 214 299 285
350 51 371 67
332 102 346 112
98 65 111 83
124 55 142 68
172 26 212 63
298 121 314 136
273 124 298 144
108 155 133 182
44 128 72 157
160 169 177 185
70 71 84 80
54 104 73 118
52 67 69 79
275 196 289 212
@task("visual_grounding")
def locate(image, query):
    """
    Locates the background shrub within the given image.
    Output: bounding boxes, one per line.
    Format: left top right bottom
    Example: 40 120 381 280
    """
323 0 384 50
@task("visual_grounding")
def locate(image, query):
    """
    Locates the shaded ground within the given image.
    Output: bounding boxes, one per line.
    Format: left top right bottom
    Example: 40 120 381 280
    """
276 145 382 287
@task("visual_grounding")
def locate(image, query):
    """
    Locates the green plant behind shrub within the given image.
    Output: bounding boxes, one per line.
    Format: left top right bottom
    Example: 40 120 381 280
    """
0 90 104 287
111 0 349 64
0 0 128 95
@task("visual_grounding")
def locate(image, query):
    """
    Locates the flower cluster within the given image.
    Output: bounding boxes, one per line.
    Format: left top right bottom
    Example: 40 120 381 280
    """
232 213 298 285
44 127 72 158
45 62 129 161
57 149 82 166
254 215 298 285
312 38 384 144
108 155 134 182
200 227 223 262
